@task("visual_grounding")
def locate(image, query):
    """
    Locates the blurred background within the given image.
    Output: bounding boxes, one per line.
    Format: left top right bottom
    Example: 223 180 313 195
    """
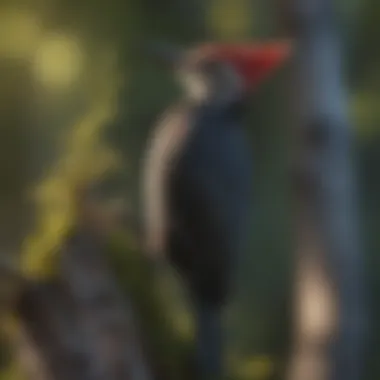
0 0 378 379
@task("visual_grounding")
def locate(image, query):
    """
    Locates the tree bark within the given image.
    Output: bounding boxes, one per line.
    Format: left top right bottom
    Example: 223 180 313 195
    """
280 1 369 380
13 229 154 380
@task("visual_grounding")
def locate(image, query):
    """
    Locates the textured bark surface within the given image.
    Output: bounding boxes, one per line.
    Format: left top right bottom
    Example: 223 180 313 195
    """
282 1 369 380
13 229 153 380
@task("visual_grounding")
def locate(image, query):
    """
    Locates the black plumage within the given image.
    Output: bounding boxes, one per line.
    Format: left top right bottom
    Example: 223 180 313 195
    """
166 100 252 309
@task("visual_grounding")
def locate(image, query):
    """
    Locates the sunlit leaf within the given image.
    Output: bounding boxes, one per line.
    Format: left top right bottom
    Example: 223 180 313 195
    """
33 33 84 92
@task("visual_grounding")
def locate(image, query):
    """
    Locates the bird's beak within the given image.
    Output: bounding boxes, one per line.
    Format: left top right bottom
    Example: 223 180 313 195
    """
145 41 185 68
199 40 293 90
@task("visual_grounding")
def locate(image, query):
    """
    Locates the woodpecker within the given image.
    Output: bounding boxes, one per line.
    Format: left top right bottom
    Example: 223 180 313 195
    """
141 41 291 379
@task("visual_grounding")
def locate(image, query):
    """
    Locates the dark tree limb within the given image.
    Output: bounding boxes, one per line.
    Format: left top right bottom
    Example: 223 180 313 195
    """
12 229 154 380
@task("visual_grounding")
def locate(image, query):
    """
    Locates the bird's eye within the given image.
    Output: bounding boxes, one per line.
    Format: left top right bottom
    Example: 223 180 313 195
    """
202 60 240 87
201 59 223 75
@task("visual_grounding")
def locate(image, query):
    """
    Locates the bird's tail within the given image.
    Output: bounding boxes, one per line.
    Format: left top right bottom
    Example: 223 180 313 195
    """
194 299 223 380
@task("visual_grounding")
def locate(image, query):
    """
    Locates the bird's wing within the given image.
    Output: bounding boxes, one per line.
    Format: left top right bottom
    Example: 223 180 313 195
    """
141 102 193 258
168 164 239 307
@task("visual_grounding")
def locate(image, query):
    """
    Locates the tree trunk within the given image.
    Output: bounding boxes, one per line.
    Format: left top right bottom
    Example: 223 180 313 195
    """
281 1 369 380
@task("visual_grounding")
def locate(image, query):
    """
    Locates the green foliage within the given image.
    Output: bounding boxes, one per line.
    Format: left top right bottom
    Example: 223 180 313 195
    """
20 45 123 280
